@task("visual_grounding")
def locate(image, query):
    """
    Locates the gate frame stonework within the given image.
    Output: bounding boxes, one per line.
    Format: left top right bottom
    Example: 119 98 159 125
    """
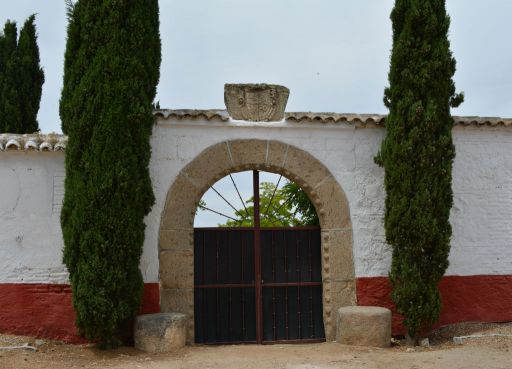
158 139 356 342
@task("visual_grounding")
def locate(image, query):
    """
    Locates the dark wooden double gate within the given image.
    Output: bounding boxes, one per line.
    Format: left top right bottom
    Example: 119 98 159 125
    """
193 171 325 344
194 227 325 344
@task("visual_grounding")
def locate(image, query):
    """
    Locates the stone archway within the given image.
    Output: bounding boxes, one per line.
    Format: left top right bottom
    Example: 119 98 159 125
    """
158 139 356 342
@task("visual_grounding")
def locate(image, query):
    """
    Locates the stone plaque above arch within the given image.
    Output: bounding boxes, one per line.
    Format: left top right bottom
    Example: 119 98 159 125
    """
159 139 356 342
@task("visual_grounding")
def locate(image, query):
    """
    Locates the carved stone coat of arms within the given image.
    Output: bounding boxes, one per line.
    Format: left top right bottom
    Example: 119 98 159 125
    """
224 84 289 122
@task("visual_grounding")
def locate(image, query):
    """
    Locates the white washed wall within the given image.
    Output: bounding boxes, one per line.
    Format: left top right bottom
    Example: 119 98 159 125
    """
146 119 512 279
450 128 512 275
0 153 68 283
1 119 511 284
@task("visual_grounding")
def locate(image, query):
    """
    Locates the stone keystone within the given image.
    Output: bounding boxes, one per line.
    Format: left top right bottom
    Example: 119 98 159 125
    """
224 83 289 122
336 306 391 348
134 312 187 353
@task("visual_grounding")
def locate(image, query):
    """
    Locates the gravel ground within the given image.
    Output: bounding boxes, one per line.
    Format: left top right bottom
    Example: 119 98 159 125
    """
0 322 511 369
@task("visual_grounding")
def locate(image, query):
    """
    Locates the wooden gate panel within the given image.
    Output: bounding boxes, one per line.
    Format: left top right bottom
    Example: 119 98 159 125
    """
194 229 254 286
194 225 324 344
194 229 256 344
260 229 322 284
260 229 324 342
262 286 324 342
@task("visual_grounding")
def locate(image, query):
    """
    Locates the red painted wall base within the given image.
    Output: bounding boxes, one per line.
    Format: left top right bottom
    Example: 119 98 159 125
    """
357 275 512 335
0 283 160 343
2 276 511 342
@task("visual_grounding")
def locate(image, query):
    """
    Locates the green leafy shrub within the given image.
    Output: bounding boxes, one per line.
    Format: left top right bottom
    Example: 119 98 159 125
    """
215 180 319 227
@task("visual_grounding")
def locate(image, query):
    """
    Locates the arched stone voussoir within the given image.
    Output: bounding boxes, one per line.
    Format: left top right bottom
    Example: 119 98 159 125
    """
266 140 289 170
283 145 332 189
180 141 234 194
161 173 203 230
321 230 354 281
159 249 194 289
312 175 351 230
227 139 267 168
159 228 193 251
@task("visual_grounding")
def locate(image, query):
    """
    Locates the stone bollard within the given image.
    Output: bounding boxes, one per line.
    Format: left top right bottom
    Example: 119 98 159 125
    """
134 312 187 353
336 306 391 348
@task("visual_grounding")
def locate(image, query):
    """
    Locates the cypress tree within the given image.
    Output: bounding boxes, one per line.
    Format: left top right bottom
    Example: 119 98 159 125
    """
60 0 161 348
0 21 22 133
18 15 44 133
375 0 463 341
0 16 44 133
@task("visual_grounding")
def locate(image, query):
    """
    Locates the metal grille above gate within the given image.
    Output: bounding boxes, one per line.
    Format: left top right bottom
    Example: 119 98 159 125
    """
194 171 325 344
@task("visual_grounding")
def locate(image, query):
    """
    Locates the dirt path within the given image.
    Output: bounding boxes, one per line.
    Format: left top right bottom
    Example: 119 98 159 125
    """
1 323 511 369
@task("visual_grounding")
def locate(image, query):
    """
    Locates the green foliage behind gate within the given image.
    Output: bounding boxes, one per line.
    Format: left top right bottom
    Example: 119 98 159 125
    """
60 0 161 348
375 0 463 340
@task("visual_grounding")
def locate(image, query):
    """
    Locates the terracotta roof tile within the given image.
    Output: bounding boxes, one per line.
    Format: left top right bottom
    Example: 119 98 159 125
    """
1 111 510 153
0 133 67 152
285 112 386 125
155 109 512 126
154 109 229 121
451 116 512 127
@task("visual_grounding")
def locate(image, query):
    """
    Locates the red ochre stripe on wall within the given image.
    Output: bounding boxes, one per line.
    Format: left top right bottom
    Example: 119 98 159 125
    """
357 275 512 335
0 283 160 343
2 276 512 342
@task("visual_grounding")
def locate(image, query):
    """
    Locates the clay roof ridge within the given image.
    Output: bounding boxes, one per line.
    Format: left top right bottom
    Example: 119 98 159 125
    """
0 133 66 152
154 109 229 121
154 109 512 126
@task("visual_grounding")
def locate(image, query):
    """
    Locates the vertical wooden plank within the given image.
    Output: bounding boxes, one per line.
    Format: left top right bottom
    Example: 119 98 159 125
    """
253 170 263 344
308 231 315 337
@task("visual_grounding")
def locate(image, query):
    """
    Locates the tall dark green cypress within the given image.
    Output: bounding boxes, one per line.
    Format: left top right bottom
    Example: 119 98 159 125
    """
0 21 22 133
375 0 463 341
18 15 44 133
0 16 44 133
60 0 161 348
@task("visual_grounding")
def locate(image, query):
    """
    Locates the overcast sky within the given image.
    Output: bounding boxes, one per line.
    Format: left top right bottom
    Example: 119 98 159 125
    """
2 1 511 226
0 0 511 135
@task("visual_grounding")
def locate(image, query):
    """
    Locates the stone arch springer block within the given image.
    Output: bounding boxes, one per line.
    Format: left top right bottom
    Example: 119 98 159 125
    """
158 139 356 341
